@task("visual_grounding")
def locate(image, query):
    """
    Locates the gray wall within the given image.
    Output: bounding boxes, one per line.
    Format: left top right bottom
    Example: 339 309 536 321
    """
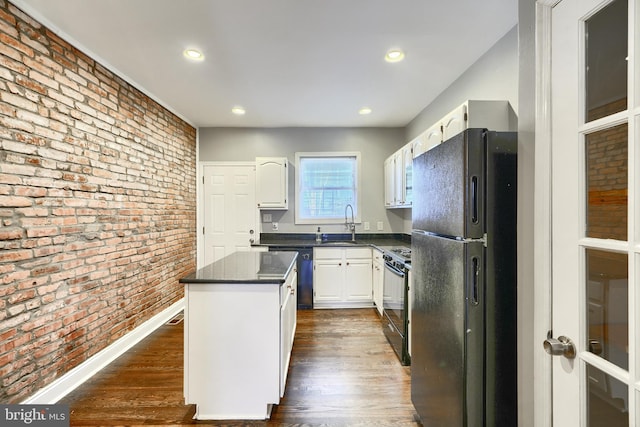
199 127 408 235
405 26 518 141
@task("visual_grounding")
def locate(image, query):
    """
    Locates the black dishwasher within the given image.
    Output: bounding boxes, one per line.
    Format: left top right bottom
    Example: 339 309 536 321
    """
269 246 313 309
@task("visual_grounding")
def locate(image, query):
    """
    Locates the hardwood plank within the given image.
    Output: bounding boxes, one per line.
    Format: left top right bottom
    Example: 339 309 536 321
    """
61 309 419 426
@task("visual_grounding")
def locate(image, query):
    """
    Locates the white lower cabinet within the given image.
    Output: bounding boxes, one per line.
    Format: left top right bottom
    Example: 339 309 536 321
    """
280 270 297 395
313 247 372 308
372 248 384 316
184 268 297 420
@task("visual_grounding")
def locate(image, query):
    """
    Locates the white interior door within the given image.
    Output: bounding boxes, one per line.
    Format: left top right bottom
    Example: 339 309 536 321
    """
549 0 637 425
202 163 257 265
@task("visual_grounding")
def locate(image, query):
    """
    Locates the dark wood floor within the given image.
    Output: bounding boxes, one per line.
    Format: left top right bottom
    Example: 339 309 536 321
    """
61 308 419 426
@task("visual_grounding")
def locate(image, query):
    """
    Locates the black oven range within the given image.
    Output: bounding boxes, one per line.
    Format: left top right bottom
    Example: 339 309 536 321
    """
382 248 411 366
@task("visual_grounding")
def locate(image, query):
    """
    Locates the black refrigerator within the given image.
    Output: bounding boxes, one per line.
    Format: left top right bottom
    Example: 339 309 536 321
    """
410 128 517 427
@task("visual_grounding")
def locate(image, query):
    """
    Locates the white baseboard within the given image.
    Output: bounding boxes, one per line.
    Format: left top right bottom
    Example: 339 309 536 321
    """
22 298 185 404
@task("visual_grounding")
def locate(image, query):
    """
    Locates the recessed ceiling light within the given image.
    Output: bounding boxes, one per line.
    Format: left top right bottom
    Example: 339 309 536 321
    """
231 106 246 115
183 49 204 61
385 49 405 63
359 107 372 115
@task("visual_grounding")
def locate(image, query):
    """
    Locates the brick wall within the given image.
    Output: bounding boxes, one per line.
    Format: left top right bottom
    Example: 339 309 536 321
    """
586 122 627 241
0 1 197 402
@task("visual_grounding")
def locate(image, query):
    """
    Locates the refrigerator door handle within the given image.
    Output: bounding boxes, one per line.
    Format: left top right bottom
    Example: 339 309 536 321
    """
470 256 480 305
470 175 479 225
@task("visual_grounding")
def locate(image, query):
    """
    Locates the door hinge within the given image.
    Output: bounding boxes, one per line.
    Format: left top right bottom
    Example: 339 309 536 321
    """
202 176 204 184
203 227 205 234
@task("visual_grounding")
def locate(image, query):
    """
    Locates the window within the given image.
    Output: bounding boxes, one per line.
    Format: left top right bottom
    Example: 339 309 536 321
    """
295 152 361 225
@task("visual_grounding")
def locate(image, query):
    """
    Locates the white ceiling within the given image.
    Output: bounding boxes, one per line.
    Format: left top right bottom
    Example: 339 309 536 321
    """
12 0 517 128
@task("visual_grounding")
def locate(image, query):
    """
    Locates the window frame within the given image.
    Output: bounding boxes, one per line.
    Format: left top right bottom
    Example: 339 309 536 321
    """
294 151 362 225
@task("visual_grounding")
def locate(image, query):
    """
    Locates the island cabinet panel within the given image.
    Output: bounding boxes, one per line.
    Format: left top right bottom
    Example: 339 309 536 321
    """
185 284 280 419
280 271 297 395
181 251 298 420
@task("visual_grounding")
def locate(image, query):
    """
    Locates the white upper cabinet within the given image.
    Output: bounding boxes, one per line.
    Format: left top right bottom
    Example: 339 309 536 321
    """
402 144 413 207
384 156 395 208
463 100 513 133
256 157 288 210
384 100 514 209
413 122 442 159
393 151 404 206
443 100 513 141
441 103 467 141
412 100 514 158
384 142 413 209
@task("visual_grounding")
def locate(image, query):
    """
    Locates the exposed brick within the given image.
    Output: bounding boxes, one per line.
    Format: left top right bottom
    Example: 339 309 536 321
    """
0 2 195 403
0 227 22 240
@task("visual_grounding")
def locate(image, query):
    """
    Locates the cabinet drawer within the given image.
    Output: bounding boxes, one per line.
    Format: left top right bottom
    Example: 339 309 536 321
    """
344 247 371 259
314 248 343 259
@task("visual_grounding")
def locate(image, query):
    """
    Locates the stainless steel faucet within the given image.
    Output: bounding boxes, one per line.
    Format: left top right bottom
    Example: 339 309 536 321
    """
345 204 355 241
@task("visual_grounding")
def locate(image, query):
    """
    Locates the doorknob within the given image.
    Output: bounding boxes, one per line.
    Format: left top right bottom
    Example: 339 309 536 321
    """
588 339 602 355
543 335 576 359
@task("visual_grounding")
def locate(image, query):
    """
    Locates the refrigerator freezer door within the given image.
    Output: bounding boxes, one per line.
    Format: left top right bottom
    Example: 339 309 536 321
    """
411 231 484 427
412 128 486 239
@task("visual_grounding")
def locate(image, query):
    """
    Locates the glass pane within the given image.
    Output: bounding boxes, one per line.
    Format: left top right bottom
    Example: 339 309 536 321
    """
586 249 628 370
405 159 412 205
585 0 628 122
298 156 357 219
586 364 628 426
585 123 628 240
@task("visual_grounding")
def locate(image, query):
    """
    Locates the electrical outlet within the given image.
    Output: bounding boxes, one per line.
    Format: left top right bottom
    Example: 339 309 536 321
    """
272 222 278 231
364 221 370 231
262 213 272 223
377 221 384 231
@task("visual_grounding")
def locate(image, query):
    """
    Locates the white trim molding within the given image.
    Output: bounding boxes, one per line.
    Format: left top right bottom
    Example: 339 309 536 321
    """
22 298 185 404
534 0 561 426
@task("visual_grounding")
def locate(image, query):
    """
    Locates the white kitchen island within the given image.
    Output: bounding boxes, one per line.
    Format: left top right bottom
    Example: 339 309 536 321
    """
179 251 298 420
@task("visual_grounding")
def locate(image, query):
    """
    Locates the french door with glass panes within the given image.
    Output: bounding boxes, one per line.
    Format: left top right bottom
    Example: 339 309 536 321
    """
548 0 638 425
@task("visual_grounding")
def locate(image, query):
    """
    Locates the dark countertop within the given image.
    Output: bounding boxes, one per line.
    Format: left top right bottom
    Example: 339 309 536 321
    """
257 233 411 252
180 251 298 284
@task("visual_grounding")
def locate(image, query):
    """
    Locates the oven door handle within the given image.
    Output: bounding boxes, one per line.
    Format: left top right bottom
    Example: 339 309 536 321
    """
384 262 406 278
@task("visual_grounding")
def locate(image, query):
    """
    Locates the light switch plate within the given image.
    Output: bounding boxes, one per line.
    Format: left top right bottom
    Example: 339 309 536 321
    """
262 213 272 222
377 221 384 231
364 221 370 231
